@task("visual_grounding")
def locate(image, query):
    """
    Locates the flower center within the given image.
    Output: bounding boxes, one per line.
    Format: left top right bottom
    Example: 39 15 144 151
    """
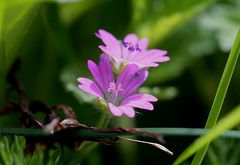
123 42 141 52
106 82 123 105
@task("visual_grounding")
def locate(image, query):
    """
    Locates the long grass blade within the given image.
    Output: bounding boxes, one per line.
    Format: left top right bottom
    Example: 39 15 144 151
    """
190 29 240 165
173 105 240 165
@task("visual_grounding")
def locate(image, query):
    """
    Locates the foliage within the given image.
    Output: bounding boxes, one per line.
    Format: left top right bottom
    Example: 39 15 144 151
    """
0 136 51 165
0 0 240 164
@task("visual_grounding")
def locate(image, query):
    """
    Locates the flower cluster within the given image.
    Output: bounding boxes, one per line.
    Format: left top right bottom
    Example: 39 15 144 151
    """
78 29 169 118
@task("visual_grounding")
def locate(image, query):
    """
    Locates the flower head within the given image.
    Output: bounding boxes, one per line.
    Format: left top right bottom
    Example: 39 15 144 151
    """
96 29 170 69
77 55 157 118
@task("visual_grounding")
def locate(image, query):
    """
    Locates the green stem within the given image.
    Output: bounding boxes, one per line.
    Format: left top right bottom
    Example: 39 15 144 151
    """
75 108 110 162
191 30 240 164
1 127 240 139
96 110 110 128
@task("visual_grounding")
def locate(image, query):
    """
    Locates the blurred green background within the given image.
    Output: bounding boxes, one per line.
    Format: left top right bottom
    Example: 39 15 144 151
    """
0 0 240 164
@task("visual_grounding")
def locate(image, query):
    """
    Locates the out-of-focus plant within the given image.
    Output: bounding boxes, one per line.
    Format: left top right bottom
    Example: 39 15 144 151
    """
0 0 240 165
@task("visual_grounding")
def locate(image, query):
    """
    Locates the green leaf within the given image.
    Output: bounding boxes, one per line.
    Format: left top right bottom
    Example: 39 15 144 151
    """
0 1 6 105
143 1 240 85
207 138 240 165
190 29 240 164
42 2 76 64
0 1 6 72
138 86 178 100
59 0 108 26
173 105 240 165
198 4 240 52
132 0 214 45
5 1 42 68
132 0 215 85
61 66 96 103
146 56 191 84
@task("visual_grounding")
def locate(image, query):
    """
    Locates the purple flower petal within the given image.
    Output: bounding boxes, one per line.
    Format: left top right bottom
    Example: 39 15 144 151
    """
147 49 168 56
123 94 158 103
87 55 114 92
134 50 168 62
124 100 154 111
145 50 170 62
122 70 147 97
138 38 148 50
123 49 140 61
117 64 148 97
98 46 111 56
87 60 106 91
127 49 169 67
122 93 157 111
96 29 122 59
116 64 139 88
77 77 103 98
119 105 135 118
124 34 138 45
108 103 123 116
96 29 170 69
99 54 114 90
121 45 131 60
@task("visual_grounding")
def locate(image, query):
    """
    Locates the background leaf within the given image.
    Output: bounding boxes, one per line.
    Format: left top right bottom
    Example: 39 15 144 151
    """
173 105 240 165
0 0 240 164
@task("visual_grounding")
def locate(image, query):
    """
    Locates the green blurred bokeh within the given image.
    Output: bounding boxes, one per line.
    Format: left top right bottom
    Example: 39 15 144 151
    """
0 0 240 164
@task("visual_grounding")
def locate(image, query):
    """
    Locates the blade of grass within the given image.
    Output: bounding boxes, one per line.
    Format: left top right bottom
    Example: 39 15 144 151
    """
0 1 6 71
173 105 240 165
0 1 6 105
5 1 42 68
171 29 240 164
189 29 240 165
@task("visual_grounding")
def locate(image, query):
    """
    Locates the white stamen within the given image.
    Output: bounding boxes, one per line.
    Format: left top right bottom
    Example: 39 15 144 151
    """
106 82 123 105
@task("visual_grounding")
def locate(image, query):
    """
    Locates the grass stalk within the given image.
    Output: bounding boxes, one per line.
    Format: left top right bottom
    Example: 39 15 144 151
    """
190 30 240 165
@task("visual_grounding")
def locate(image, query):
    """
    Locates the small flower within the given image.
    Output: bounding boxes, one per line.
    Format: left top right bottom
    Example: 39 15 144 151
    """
96 29 170 69
77 55 157 118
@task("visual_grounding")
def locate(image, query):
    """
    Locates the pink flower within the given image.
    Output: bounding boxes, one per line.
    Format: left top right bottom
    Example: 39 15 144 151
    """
77 55 157 118
96 29 170 69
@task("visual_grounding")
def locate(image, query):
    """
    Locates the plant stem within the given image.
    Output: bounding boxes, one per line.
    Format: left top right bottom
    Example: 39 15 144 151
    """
96 110 110 128
2 127 240 139
75 108 111 162
191 30 240 165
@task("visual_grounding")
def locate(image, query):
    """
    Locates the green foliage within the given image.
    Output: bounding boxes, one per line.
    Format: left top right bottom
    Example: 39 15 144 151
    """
0 0 240 164
146 1 240 84
0 136 44 165
191 29 240 165
0 136 90 165
132 0 215 45
207 138 240 165
173 105 240 165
